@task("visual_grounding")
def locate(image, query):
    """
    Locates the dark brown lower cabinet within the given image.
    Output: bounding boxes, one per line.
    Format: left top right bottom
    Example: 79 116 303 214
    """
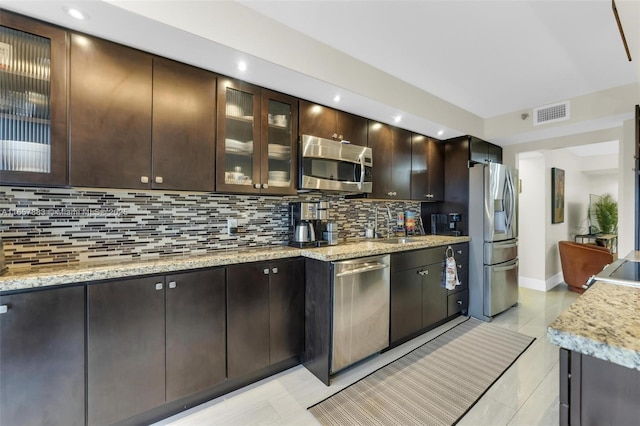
421 263 448 327
165 269 226 402
227 263 271 378
88 276 166 426
227 259 304 379
390 244 469 346
88 269 228 424
560 348 640 426
390 267 423 343
0 286 85 426
269 259 305 364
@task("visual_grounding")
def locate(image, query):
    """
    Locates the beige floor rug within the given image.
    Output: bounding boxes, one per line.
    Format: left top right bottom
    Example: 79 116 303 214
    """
309 318 535 426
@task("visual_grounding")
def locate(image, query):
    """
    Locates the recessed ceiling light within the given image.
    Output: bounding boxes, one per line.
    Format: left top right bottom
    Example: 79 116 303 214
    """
437 130 444 137
393 115 402 123
237 61 247 72
333 95 341 102
63 7 88 20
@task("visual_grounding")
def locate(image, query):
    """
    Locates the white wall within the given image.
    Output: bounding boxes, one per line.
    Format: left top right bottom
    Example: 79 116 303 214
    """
515 135 624 291
619 118 637 255
544 150 590 282
517 156 547 287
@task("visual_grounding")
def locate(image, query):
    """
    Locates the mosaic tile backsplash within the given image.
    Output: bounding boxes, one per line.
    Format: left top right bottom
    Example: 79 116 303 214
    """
1 186 421 270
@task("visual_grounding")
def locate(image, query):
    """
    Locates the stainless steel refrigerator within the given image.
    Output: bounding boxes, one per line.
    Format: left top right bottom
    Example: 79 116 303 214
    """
468 162 519 322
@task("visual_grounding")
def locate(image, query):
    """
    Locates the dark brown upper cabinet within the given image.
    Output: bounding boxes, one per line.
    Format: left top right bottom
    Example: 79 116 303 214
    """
69 34 153 189
367 121 412 200
469 136 502 164
152 57 216 192
217 78 298 195
299 100 367 146
0 11 68 186
261 89 298 195
411 134 444 201
70 36 217 191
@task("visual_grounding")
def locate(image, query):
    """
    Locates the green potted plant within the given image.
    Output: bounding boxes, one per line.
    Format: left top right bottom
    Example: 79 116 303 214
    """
594 193 618 235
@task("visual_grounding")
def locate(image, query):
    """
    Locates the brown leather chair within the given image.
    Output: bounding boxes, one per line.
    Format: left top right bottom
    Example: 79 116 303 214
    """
558 241 613 293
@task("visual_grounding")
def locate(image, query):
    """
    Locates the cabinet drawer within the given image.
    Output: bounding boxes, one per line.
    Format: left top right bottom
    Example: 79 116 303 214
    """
448 257 468 294
447 290 468 316
391 246 444 272
449 243 468 259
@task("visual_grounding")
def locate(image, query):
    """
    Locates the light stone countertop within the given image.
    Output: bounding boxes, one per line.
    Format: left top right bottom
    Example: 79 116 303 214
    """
0 235 470 292
547 280 640 371
300 235 469 262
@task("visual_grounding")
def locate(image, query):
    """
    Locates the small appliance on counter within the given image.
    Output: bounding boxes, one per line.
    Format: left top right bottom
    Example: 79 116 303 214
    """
323 222 339 246
430 213 462 236
289 202 331 248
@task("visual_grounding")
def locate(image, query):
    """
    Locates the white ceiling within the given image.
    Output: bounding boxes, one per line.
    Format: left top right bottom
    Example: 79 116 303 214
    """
3 0 639 148
240 0 638 119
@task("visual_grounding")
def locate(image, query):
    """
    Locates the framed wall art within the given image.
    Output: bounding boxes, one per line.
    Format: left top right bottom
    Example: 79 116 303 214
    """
551 167 565 224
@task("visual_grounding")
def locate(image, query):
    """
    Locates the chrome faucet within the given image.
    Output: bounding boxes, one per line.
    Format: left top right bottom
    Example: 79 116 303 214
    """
385 204 393 238
373 204 379 238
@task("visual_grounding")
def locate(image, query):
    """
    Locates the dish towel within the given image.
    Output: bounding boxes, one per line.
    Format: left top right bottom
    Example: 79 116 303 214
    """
445 246 460 290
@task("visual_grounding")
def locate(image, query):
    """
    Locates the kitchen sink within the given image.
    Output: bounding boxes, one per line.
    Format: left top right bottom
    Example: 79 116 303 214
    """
376 237 416 244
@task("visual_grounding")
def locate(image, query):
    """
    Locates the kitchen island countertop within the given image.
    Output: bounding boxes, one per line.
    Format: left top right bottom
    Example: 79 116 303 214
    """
1 235 469 292
547 277 640 371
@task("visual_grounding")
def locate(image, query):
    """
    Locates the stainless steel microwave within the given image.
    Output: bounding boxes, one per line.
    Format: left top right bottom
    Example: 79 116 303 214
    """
298 135 373 193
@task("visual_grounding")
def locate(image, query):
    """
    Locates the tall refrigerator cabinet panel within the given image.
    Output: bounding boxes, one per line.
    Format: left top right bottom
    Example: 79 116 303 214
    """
468 162 519 321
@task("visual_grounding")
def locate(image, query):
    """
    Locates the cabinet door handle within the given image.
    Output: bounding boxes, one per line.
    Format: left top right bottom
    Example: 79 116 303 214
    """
457 300 463 305
262 183 268 189
263 268 270 275
332 133 338 140
140 176 149 184
254 184 261 189
456 250 463 254
155 176 163 184
338 134 343 140
0 305 7 314
155 283 163 290
388 192 394 196
272 267 278 274
168 281 176 289
457 264 463 269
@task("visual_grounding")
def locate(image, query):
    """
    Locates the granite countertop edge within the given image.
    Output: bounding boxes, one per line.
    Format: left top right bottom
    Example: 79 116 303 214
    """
547 326 640 371
0 235 470 292
546 278 640 371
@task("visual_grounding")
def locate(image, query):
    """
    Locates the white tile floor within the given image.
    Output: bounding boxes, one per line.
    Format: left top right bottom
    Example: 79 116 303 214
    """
154 284 580 426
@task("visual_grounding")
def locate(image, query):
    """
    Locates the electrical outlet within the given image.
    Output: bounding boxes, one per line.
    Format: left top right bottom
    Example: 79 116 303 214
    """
227 218 238 235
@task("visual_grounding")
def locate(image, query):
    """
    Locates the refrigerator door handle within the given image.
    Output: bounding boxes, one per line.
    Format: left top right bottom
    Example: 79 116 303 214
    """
493 260 519 272
504 170 516 236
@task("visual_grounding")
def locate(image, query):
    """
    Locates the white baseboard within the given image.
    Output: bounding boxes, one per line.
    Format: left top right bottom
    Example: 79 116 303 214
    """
519 272 564 292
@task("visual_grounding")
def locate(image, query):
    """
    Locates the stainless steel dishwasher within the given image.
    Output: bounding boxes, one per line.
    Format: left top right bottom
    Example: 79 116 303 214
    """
331 254 390 373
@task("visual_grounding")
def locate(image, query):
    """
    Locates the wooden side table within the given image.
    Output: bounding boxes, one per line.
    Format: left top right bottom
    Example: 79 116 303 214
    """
574 234 618 259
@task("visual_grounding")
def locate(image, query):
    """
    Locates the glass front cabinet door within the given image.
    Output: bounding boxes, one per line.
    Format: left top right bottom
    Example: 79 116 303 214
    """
216 79 297 194
0 12 68 186
261 90 297 195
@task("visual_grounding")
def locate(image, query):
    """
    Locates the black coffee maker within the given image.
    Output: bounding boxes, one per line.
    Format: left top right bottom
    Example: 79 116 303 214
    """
289 202 329 248
430 212 462 236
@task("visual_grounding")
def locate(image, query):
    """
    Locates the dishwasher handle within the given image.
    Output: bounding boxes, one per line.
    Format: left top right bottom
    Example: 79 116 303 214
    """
335 262 389 277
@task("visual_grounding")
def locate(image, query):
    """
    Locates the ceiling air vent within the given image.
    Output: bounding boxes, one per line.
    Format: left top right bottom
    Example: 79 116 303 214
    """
533 101 570 126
